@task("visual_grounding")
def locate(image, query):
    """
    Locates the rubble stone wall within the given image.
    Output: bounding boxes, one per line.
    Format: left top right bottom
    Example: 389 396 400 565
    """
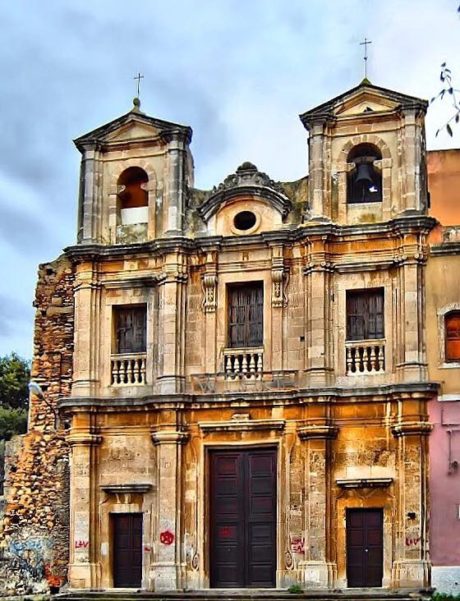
0 255 75 595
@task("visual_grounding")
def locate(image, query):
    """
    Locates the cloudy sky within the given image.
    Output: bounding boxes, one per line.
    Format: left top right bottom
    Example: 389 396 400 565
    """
1 0 459 359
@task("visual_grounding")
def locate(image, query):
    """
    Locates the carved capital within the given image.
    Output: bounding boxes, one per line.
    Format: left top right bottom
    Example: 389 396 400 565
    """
67 432 102 447
271 258 288 308
151 429 189 445
391 421 433 437
298 421 338 440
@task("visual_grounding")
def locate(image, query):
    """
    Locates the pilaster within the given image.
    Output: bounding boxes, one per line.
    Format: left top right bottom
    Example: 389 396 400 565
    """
67 417 102 589
79 148 103 244
164 132 187 236
72 263 102 397
391 397 432 588
304 236 334 387
151 426 188 591
156 252 187 394
298 418 338 588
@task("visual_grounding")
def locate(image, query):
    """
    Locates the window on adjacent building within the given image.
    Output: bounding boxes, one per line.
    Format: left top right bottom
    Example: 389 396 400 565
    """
228 283 263 348
445 311 460 362
113 305 147 354
347 143 382 204
346 288 384 341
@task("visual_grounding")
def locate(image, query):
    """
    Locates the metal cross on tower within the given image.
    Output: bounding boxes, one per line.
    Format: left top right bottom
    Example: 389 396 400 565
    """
359 38 372 79
133 72 144 98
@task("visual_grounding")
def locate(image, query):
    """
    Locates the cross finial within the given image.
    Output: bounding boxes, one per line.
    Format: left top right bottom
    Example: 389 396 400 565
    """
359 38 372 79
133 72 144 98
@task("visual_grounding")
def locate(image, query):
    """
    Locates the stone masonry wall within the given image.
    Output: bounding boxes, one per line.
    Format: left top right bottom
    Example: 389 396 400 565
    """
0 255 75 595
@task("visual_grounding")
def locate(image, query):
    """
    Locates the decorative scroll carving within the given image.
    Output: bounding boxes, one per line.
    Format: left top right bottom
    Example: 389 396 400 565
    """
271 259 289 307
202 273 217 313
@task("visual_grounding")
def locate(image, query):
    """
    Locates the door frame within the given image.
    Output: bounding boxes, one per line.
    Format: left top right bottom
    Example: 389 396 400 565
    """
336 496 392 589
345 507 384 588
204 442 280 589
111 511 144 588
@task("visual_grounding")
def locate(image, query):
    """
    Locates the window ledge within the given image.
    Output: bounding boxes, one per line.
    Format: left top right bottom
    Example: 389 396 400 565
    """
440 362 460 369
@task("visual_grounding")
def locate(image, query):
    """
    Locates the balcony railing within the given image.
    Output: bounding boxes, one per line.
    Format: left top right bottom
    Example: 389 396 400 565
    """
345 339 385 375
223 347 264 380
111 352 147 385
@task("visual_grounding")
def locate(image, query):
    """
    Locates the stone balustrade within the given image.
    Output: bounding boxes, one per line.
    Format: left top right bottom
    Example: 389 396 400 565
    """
223 347 264 380
111 352 147 385
345 339 385 374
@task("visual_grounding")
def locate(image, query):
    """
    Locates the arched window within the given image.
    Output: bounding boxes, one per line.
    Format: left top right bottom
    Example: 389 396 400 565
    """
117 167 148 226
118 167 148 209
445 311 460 362
347 144 382 204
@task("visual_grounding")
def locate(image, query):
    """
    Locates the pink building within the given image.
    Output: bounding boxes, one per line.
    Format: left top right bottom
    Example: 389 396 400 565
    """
427 149 460 594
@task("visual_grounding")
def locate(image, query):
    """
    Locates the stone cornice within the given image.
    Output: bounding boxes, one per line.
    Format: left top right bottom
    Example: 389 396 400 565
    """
199 418 285 433
58 382 439 413
430 242 460 257
101 483 153 494
64 215 437 264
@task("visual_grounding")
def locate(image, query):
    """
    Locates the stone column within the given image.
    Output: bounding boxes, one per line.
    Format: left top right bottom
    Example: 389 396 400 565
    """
79 148 102 244
157 252 187 394
151 426 188 591
164 132 187 236
72 263 102 398
401 110 425 212
307 120 327 220
298 419 337 588
67 416 102 589
304 236 334 387
396 230 428 383
391 400 432 588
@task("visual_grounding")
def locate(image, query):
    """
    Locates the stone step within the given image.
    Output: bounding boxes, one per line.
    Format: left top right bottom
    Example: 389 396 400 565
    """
55 589 432 601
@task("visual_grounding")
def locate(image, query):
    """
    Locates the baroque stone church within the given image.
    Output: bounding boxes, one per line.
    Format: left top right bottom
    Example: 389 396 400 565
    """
1 80 441 594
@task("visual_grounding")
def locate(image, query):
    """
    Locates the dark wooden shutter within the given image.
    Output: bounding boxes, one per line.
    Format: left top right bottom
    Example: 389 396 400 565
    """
228 284 263 348
347 289 384 341
446 312 460 361
115 306 147 354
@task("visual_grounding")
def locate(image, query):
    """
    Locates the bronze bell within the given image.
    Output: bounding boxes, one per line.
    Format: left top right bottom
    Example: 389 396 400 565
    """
355 162 373 184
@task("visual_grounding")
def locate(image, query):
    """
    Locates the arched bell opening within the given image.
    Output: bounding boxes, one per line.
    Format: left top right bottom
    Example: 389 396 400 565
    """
347 144 382 204
117 167 149 225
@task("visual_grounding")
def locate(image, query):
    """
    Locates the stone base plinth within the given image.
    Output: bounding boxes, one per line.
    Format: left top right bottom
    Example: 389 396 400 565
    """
299 560 336 588
392 559 431 588
68 562 100 588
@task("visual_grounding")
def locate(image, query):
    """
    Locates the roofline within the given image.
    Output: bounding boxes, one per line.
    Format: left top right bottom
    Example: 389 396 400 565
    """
299 81 428 126
74 109 193 151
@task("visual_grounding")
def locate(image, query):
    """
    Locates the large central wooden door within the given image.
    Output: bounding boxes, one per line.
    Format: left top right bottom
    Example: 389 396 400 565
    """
210 448 277 588
346 508 383 587
112 513 143 588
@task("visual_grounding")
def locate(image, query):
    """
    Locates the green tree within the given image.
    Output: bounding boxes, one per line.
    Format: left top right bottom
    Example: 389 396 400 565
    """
0 353 30 410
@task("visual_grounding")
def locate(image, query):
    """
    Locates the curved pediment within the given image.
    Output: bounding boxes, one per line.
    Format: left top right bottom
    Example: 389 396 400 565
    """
198 162 292 223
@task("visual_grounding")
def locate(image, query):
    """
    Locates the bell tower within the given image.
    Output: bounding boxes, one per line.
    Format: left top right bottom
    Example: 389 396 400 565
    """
74 98 193 244
300 80 428 224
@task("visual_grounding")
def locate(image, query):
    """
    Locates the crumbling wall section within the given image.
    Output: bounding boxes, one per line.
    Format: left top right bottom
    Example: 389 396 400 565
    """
0 255 75 595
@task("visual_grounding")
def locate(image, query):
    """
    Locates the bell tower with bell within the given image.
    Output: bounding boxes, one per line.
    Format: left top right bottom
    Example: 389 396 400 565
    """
300 79 429 225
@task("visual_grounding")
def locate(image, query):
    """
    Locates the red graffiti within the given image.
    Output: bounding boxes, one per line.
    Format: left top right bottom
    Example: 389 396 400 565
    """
290 536 305 554
219 526 232 538
144 545 151 552
160 530 175 545
405 536 421 547
75 540 89 549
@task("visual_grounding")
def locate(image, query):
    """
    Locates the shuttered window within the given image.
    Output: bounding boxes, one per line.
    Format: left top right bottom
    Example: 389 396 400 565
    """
445 311 460 362
346 289 384 341
113 305 147 354
228 283 263 348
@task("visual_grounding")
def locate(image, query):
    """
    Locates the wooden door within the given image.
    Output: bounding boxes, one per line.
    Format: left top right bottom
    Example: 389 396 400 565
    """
346 508 383 587
228 284 263 348
210 448 276 588
112 513 143 588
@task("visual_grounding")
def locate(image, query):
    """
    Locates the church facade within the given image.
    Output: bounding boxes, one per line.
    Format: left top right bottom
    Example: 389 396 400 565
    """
2 81 442 593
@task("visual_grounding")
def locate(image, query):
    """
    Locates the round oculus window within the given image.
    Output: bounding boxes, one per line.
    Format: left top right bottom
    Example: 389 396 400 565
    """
233 210 257 231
